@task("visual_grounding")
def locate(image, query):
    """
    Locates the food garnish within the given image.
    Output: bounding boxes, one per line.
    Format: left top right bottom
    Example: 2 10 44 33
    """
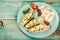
22 8 30 14
44 20 50 25
32 4 42 16
37 9 42 16
32 4 38 10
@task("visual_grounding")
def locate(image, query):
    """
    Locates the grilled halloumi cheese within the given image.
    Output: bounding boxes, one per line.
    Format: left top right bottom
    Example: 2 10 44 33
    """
25 18 44 28
27 25 50 32
20 10 35 26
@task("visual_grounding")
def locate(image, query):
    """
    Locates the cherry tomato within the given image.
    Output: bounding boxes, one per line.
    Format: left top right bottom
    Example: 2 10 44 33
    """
44 20 50 25
32 4 38 10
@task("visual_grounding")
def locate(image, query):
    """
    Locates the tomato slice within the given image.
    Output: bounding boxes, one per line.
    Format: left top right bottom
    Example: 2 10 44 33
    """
32 4 38 10
44 20 50 25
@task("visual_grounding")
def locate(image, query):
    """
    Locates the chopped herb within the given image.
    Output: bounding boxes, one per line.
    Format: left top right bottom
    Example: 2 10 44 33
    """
22 8 30 14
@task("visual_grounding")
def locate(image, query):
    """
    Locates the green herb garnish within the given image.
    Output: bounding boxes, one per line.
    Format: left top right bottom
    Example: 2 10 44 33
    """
22 8 30 14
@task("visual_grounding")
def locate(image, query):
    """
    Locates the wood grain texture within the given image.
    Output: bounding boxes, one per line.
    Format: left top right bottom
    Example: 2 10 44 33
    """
0 2 22 19
0 0 60 2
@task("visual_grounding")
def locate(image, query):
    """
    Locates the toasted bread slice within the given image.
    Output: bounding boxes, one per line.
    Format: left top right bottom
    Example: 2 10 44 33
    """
20 10 35 26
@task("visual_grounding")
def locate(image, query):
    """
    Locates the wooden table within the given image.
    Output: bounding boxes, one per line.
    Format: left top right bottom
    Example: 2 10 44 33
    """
0 0 60 40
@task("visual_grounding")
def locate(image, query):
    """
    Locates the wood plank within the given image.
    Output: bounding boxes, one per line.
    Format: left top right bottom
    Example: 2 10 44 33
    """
0 0 60 2
0 2 23 19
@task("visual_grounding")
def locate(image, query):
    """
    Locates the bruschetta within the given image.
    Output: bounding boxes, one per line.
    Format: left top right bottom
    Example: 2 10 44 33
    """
27 24 50 32
25 18 44 28
20 9 35 26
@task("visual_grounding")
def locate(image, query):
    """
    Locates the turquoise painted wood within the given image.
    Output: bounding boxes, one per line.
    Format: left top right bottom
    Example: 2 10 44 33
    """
0 1 60 40
0 0 60 2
